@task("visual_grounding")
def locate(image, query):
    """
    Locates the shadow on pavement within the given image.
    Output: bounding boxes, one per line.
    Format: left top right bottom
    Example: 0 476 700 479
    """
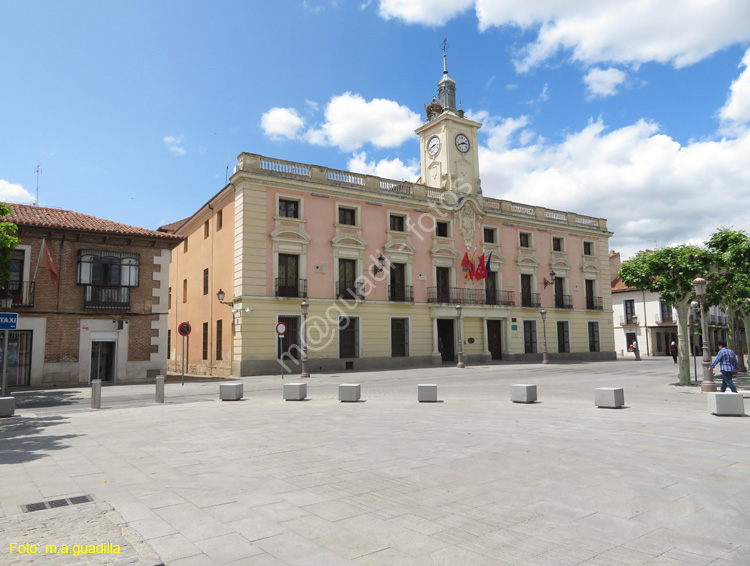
12 389 84 409
0 415 80 464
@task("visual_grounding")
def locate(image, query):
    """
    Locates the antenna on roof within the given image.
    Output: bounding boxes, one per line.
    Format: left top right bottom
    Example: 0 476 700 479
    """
34 164 42 206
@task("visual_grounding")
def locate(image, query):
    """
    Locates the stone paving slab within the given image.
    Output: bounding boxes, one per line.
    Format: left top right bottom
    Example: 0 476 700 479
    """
1 359 748 565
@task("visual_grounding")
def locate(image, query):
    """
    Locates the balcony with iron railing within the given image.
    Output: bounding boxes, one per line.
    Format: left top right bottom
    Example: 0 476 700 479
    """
620 315 638 326
655 313 675 324
336 281 365 301
388 285 414 302
84 286 130 309
521 292 542 308
274 278 308 298
554 294 573 309
427 287 515 306
7 281 35 307
586 296 603 310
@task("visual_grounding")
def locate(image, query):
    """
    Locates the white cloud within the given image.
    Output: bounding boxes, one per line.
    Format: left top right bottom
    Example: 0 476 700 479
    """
163 135 186 156
347 152 420 181
378 0 473 26
478 117 750 260
260 108 305 141
0 179 35 204
720 47 750 125
305 92 421 151
377 1 750 71
584 67 626 99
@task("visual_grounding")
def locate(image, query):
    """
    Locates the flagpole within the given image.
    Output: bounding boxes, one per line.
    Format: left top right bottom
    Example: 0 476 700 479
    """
32 238 45 283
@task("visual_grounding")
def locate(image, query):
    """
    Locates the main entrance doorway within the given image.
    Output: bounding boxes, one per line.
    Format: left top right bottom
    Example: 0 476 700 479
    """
437 319 455 362
90 341 116 382
487 320 502 360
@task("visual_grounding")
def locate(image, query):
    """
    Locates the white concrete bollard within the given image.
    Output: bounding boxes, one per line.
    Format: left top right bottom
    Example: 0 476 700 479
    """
708 392 745 416
284 383 307 401
155 375 165 404
511 384 537 404
595 387 624 408
220 383 243 401
418 384 438 403
91 380 102 409
0 396 15 418
339 384 361 402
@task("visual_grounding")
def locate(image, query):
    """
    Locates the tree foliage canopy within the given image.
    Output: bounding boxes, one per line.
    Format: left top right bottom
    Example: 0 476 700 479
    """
0 202 19 290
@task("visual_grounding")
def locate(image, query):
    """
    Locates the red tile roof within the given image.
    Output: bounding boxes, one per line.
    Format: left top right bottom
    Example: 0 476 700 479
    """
2 203 182 241
611 276 637 292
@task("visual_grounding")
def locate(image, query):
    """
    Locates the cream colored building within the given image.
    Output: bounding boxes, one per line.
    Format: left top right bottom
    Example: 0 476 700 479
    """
165 58 616 376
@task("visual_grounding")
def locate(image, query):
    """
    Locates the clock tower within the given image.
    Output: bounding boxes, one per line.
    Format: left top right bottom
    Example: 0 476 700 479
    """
415 50 482 194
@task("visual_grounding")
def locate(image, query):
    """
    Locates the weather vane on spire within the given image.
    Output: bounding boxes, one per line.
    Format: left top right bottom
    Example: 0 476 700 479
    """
441 37 448 53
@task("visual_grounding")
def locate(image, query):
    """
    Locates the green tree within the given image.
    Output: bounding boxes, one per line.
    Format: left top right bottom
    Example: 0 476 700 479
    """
619 245 710 385
704 228 750 369
0 202 19 294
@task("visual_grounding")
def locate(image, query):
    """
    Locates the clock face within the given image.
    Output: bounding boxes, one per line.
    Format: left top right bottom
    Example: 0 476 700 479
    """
455 133 470 153
427 136 441 157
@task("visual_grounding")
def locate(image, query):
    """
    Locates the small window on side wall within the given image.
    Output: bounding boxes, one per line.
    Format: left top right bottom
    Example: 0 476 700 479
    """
519 232 531 248
436 221 449 238
583 241 594 256
279 199 299 218
339 207 356 226
552 237 563 252
484 228 496 243
390 215 405 232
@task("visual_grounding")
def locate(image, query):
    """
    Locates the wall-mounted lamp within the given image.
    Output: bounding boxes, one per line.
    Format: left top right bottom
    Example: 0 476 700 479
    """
216 289 233 307
543 270 556 288
372 254 386 276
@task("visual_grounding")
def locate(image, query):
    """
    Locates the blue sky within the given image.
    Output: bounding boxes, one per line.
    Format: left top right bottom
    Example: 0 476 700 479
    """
2 1 749 259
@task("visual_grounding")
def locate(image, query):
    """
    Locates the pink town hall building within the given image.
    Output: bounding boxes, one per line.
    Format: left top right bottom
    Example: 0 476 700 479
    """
165 57 616 376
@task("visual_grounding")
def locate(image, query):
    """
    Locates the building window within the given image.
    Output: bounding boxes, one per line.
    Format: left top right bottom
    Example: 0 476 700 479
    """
183 279 187 303
339 317 359 358
2 331 32 386
279 199 299 218
519 232 531 248
588 322 600 352
167 329 171 359
624 300 636 324
217 210 223 230
436 221 449 238
557 321 570 353
484 228 496 243
521 274 538 307
339 207 356 226
391 318 409 357
202 322 209 360
168 287 172 310
203 268 209 295
524 321 537 354
660 301 674 323
184 238 188 253
77 249 140 309
216 320 223 361
390 214 405 232
276 254 306 297
583 241 594 256
552 237 563 252
204 220 209 239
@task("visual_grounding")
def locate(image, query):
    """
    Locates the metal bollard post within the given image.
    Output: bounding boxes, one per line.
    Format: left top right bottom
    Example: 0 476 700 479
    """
155 375 165 404
91 379 102 409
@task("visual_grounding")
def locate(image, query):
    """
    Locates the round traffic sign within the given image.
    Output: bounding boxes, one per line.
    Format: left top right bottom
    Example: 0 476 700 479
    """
178 321 192 337
275 322 287 336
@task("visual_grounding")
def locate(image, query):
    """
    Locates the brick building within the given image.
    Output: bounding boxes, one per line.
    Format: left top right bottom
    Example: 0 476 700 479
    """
0 204 181 387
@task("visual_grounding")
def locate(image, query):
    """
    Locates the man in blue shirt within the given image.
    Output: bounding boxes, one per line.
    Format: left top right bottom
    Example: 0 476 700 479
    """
709 341 739 393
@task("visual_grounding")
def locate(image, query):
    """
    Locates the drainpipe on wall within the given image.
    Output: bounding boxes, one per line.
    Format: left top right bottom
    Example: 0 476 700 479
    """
641 289 650 356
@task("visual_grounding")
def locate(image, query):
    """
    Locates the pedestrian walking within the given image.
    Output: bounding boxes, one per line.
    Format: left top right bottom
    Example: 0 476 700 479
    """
669 341 678 364
709 341 739 393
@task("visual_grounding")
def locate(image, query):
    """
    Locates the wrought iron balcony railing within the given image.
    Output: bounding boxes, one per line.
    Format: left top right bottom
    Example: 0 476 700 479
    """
7 281 35 307
336 281 365 301
388 285 414 302
274 278 308 298
554 294 573 309
84 285 130 309
586 296 603 310
427 287 515 306
521 292 541 308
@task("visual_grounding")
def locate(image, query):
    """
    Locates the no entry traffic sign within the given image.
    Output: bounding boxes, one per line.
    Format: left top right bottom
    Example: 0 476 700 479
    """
275 322 287 336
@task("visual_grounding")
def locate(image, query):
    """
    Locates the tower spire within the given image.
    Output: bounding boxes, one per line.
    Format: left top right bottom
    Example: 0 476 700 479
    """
438 38 456 111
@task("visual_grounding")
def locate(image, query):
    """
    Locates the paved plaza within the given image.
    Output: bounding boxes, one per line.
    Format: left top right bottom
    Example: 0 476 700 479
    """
1 358 748 565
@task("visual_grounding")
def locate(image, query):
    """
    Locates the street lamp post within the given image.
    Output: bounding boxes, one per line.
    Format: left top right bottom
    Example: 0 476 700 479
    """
692 277 716 392
690 301 699 385
540 309 549 364
456 304 465 368
300 300 310 378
